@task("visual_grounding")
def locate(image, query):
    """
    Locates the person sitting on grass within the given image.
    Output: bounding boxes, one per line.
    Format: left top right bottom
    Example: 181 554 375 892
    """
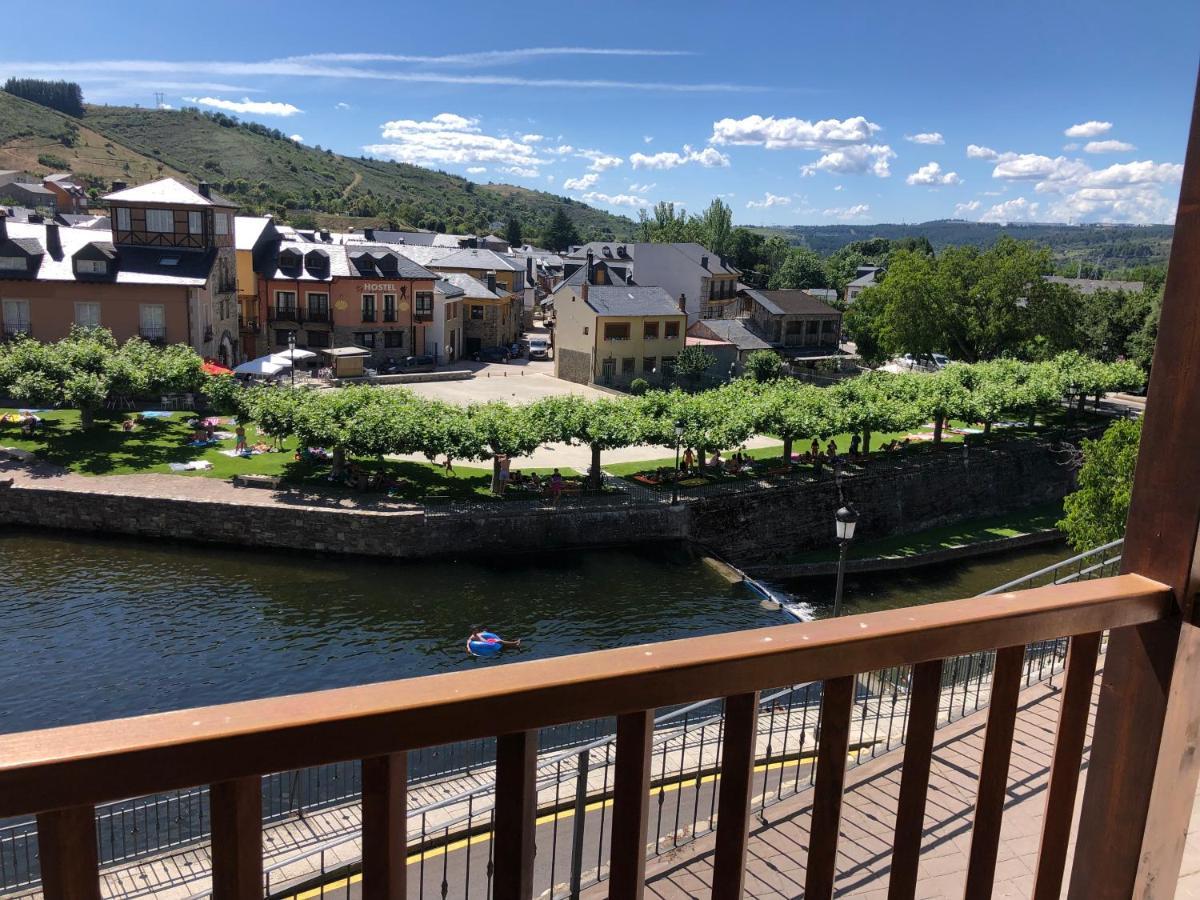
709 449 723 470
530 472 543 490
19 413 37 437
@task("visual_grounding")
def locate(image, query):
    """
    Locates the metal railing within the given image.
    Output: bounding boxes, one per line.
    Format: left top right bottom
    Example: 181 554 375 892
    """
0 540 1124 897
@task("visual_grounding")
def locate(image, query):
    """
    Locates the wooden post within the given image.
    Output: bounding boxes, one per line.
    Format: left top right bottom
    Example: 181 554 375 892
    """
712 691 760 900
805 676 856 900
608 710 654 898
210 776 262 900
362 752 407 900
37 805 100 900
1069 65 1200 900
494 730 537 900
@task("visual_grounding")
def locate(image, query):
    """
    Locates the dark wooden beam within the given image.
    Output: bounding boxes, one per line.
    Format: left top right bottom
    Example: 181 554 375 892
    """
37 804 99 900
362 752 407 900
493 730 537 900
805 676 855 900
210 776 262 900
608 710 654 898
712 691 760 899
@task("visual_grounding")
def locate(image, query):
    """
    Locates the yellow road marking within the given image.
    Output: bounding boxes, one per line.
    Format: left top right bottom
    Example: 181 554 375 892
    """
281 752 820 898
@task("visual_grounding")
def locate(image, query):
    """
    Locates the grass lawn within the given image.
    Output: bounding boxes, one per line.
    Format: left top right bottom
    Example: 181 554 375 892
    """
0 408 579 501
787 500 1066 565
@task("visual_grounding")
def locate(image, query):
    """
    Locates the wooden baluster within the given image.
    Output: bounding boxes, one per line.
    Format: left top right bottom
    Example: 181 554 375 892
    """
494 730 538 900
609 710 654 899
37 804 100 900
805 675 855 900
210 776 262 900
712 691 760 900
362 752 408 900
887 659 944 900
963 645 1025 898
1031 633 1100 900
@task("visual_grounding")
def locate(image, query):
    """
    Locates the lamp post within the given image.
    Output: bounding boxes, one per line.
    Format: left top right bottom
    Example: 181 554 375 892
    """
672 420 685 506
287 331 296 388
832 504 859 618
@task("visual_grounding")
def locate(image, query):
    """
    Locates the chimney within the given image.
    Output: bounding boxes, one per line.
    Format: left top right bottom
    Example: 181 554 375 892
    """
319 230 331 243
486 270 497 293
0 212 6 242
581 281 589 303
526 255 533 280
45 222 62 258
28 213 44 225
700 255 709 270
198 181 211 199
586 249 594 284
111 180 127 192
365 228 375 241
678 292 687 314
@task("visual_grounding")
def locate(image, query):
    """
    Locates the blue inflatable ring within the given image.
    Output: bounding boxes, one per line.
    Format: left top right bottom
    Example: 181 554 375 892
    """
467 631 504 658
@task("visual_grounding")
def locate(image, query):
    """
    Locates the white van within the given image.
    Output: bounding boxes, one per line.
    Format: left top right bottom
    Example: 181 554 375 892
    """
528 337 551 360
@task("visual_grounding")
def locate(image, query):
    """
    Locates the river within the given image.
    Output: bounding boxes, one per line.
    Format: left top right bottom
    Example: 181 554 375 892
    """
0 529 1071 735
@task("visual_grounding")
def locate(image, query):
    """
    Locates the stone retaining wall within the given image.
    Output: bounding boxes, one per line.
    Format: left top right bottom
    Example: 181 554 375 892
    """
0 442 1073 567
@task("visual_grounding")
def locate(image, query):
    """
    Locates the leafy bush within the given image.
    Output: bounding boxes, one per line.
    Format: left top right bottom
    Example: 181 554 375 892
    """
744 350 783 383
629 378 650 395
1059 418 1141 551
37 152 69 169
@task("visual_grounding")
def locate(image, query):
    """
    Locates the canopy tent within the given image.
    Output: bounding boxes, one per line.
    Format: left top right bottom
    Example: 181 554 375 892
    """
233 357 286 377
270 348 318 365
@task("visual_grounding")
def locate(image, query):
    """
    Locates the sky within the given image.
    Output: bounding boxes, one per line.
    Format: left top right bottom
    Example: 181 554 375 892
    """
5 0 1198 227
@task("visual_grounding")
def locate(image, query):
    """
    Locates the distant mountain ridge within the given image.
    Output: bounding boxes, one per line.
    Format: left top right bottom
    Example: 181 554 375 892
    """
0 90 637 241
750 219 1174 267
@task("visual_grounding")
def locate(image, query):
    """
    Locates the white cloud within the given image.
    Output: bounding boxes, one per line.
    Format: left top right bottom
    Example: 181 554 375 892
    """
745 192 792 209
991 154 1089 183
1080 160 1184 186
628 182 656 193
563 173 599 190
365 113 546 169
905 132 944 145
1062 142 1080 151
521 133 544 142
954 200 981 215
157 102 174 110
289 134 304 143
823 204 870 219
833 184 843 191
577 148 624 172
801 144 895 178
183 96 302 117
905 161 961 186
1084 139 1136 154
549 144 575 155
966 144 1008 161
335 101 351 110
630 145 730 170
1065 121 1112 138
466 166 487 174
643 135 654 143
499 165 539 178
710 114 880 148
582 191 651 207
980 196 1040 223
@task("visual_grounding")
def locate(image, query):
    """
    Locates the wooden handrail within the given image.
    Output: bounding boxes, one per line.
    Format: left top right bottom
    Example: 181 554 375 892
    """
0 574 1170 818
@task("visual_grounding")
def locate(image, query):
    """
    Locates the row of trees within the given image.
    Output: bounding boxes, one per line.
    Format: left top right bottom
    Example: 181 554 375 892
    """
218 353 1143 494
0 328 205 427
4 78 85 118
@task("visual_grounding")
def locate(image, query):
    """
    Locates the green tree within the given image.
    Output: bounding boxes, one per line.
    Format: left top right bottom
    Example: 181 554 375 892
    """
532 395 645 489
1059 418 1141 551
467 401 547 493
504 217 523 247
768 246 828 290
756 380 838 462
699 198 733 258
672 345 716 389
545 207 579 252
743 350 783 383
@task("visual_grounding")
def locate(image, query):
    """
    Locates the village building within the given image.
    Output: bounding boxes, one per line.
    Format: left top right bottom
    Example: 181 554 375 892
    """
42 174 88 214
743 288 843 355
425 248 525 353
0 181 56 212
431 278 466 364
686 317 773 368
0 177 240 363
844 266 881 302
233 216 276 358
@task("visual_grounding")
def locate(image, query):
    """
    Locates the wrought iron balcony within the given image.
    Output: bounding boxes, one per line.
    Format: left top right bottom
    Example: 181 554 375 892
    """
138 326 166 343
305 309 330 324
270 305 300 323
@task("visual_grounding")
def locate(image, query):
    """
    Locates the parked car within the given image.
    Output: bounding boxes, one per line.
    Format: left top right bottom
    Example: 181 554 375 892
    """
399 355 436 373
528 337 551 360
473 346 513 363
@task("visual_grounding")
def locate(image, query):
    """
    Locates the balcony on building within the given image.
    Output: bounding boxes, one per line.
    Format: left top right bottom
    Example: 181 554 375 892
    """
270 304 300 323
138 326 167 344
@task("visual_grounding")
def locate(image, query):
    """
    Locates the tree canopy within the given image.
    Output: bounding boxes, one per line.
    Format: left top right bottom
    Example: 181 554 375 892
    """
1059 418 1141 551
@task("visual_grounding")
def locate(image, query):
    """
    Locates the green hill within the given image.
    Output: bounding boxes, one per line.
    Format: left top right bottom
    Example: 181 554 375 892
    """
0 91 636 242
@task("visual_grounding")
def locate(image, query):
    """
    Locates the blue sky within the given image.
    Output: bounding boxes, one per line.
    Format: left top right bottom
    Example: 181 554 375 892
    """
5 0 1198 226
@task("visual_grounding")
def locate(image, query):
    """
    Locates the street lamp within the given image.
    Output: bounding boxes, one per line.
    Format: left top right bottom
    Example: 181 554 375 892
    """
832 504 859 618
671 420 685 505
287 331 296 388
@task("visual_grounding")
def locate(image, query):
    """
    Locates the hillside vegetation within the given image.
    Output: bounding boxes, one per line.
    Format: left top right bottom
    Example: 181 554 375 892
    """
0 91 635 241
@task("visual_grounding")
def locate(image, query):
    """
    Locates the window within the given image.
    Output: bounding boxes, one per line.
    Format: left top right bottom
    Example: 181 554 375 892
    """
306 292 329 321
661 357 677 378
74 302 101 327
2 299 30 334
354 332 376 348
601 358 616 380
643 357 657 375
807 320 819 335
643 321 659 339
145 209 174 233
115 207 131 231
415 291 433 317
306 330 330 348
139 304 166 341
0 257 26 271
382 294 396 322
274 291 296 317
76 259 107 274
664 320 680 339
214 213 229 236
621 357 635 376
445 301 455 321
274 329 292 345
188 211 203 235
384 331 404 349
361 294 376 322
822 319 835 332
471 305 484 320
603 322 631 341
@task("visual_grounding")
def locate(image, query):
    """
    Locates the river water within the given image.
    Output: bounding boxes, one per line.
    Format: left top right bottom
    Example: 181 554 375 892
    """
0 529 1070 735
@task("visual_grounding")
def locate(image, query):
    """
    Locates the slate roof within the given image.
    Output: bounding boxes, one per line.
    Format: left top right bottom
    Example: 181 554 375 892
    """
551 260 629 296
689 318 772 351
746 289 840 316
259 240 435 281
3 183 53 197
586 285 681 316
438 272 501 300
435 278 466 299
431 247 522 272
55 214 110 229
1 221 214 286
103 177 235 208
234 216 275 252
847 271 879 288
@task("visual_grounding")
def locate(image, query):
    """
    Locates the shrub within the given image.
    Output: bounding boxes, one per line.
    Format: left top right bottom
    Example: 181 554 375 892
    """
629 377 649 395
37 152 69 169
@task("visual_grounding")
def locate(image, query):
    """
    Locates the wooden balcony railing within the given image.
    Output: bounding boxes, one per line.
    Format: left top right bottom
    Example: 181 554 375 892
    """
0 575 1176 899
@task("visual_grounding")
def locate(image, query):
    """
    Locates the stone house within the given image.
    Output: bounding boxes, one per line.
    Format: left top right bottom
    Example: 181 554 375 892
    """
743 288 842 354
